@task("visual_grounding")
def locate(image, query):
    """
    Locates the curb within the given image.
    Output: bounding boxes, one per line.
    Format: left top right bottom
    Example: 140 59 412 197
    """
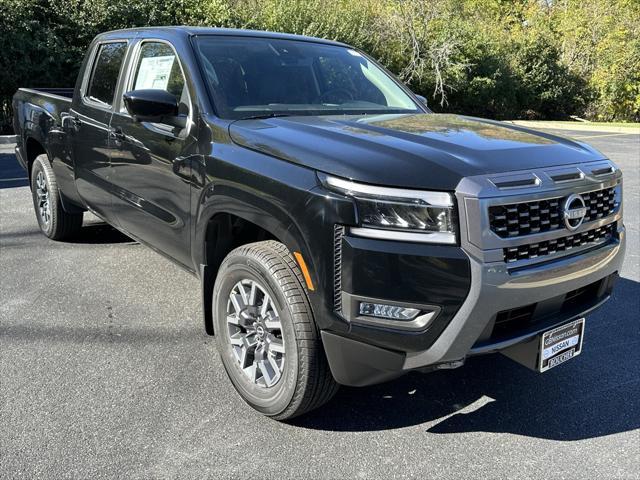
505 121 640 134
0 135 17 145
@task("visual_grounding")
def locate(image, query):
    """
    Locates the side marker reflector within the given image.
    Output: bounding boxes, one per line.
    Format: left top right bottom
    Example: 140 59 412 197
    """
293 252 315 291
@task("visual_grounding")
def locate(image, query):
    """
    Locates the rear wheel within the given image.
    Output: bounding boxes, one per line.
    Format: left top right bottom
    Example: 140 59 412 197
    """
213 240 338 420
31 154 83 240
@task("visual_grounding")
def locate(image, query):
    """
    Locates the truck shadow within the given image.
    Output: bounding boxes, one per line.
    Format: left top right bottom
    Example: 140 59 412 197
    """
69 222 136 245
294 276 640 441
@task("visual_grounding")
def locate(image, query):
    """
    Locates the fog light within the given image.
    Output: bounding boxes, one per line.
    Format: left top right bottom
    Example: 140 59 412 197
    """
358 302 420 321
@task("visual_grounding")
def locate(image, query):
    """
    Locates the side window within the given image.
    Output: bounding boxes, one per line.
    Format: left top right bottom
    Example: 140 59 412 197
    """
132 42 187 112
86 42 128 106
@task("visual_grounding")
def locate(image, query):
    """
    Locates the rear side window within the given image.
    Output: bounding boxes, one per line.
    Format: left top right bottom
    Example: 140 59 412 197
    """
86 42 128 106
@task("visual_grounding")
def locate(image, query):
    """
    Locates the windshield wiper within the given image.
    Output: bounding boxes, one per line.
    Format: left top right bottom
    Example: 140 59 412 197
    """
239 113 294 121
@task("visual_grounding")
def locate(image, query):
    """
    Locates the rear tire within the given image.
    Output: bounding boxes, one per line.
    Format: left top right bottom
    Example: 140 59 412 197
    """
213 240 338 420
31 154 83 240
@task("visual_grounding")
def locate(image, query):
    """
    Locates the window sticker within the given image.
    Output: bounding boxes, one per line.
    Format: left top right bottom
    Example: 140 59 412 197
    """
135 55 175 90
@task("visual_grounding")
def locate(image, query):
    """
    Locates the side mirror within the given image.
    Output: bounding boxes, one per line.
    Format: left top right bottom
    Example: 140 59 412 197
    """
415 94 428 107
123 89 180 124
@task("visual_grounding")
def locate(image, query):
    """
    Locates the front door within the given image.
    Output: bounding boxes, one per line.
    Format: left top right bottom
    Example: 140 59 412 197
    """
109 40 194 268
71 40 128 222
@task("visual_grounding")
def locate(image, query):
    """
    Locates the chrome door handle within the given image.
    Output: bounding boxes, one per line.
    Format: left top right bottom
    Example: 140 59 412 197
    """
109 128 126 144
68 116 82 131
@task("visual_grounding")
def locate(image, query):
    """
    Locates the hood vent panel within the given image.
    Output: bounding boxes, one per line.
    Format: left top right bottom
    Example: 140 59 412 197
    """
548 168 584 183
591 166 614 176
489 173 540 190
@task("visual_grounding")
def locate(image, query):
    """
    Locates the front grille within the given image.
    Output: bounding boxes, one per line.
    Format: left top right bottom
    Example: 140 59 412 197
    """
495 303 536 328
489 186 616 238
504 222 615 263
562 282 600 312
582 188 617 222
490 278 606 338
333 225 345 313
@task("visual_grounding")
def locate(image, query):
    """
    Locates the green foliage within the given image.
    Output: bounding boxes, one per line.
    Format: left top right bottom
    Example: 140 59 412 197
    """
1 0 638 133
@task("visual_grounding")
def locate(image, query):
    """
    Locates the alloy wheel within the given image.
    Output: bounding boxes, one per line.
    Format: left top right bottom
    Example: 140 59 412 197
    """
226 279 286 388
35 171 51 226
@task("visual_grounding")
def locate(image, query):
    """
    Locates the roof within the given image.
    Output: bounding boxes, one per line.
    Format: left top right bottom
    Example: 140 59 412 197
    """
97 26 350 47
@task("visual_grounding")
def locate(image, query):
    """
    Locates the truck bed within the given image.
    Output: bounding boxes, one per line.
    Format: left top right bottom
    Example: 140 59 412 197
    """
12 87 74 137
12 87 75 174
19 87 74 99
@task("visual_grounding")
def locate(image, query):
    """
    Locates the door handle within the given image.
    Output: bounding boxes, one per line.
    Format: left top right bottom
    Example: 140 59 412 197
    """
172 156 187 174
109 127 126 144
173 156 195 179
68 116 82 131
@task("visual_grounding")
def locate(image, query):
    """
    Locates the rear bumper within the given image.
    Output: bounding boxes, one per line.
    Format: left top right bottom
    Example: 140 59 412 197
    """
322 224 625 387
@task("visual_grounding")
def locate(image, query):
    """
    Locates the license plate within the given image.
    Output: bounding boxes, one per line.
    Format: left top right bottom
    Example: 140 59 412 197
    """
538 318 585 372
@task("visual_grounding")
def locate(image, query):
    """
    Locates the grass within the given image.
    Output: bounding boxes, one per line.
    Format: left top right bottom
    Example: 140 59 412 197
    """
507 119 640 133
540 121 640 128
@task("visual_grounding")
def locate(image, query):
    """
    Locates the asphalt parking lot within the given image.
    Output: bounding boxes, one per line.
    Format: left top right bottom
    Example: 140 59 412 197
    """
1 128 639 479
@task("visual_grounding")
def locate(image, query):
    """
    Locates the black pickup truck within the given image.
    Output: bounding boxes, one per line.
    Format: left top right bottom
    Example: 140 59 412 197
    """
13 27 626 420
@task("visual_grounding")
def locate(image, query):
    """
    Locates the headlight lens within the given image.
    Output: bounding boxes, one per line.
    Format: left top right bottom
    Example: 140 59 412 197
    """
321 174 457 244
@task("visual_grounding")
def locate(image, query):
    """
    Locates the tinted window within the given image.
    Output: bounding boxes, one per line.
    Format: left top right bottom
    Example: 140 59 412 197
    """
129 42 188 117
194 36 420 119
132 43 186 101
87 42 127 106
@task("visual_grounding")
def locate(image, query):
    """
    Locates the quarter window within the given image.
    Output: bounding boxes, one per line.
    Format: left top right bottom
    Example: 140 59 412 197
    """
86 42 127 106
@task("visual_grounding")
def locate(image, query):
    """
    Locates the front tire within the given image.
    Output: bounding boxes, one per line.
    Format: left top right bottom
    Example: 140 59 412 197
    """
30 154 83 240
213 240 338 420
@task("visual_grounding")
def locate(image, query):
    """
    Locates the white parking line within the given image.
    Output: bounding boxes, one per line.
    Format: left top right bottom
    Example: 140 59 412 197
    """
571 132 640 140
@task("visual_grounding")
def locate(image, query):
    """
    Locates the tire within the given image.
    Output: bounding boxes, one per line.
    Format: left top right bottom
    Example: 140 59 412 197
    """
30 154 83 240
213 240 338 420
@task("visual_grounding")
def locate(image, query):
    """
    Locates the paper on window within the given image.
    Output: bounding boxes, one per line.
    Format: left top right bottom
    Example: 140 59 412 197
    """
135 55 175 90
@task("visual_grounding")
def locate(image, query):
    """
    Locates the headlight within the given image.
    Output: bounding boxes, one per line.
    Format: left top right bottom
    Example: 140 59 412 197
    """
321 174 457 244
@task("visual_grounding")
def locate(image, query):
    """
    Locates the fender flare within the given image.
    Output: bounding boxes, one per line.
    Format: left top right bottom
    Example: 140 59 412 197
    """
23 134 84 214
194 184 317 335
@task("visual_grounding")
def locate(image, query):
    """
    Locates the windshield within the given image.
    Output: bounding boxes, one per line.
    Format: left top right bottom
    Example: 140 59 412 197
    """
193 36 421 119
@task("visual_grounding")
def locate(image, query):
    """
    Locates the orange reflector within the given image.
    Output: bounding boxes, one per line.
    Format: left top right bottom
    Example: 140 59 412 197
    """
293 252 315 291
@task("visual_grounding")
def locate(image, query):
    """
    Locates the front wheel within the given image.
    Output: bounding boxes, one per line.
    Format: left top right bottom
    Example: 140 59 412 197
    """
30 154 83 240
213 241 338 420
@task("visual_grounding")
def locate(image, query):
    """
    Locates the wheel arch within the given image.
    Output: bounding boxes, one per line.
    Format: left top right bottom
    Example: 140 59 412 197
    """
25 136 47 181
23 136 85 214
195 190 317 336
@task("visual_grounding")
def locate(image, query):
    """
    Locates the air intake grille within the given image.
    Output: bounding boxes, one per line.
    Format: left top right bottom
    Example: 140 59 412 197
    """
582 187 617 222
333 225 345 313
489 186 616 238
504 223 615 263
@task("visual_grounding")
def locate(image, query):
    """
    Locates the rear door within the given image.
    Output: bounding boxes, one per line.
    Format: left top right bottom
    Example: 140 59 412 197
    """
70 40 129 222
108 39 194 268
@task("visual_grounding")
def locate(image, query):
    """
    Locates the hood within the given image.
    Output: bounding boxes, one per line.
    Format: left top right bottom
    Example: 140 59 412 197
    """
228 113 605 190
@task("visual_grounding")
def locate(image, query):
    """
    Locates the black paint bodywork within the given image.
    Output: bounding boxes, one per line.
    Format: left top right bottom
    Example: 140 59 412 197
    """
12 27 611 386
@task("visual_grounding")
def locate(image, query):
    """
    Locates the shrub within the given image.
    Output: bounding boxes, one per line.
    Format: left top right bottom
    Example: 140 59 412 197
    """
0 0 638 133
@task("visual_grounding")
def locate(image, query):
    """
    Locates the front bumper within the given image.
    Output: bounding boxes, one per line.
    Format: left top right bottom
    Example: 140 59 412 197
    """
323 226 625 386
406 226 624 367
320 161 626 386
